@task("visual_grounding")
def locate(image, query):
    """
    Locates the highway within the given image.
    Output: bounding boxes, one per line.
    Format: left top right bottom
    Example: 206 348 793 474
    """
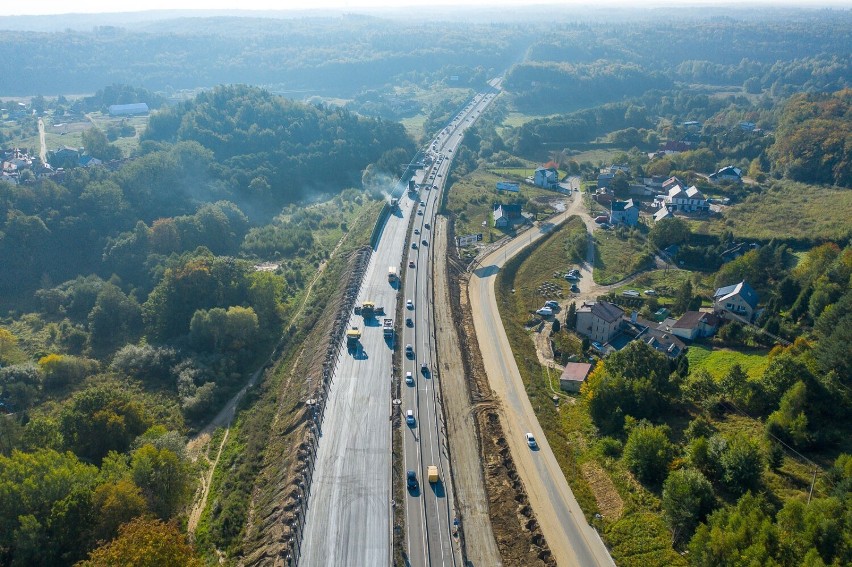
300 80 500 566
468 195 616 566
299 172 409 565
400 80 500 567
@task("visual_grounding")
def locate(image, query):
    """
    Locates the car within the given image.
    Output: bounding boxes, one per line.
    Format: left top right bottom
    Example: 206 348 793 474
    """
544 300 559 309
424 223 430 229
525 433 537 449
644 289 657 296
406 299 414 309
432 185 437 190
405 344 414 357
571 284 580 293
622 290 640 298
406 410 415 426
409 260 415 268
406 317 413 327
565 274 579 282
405 371 414 385
535 307 553 317
591 341 604 352
414 228 420 235
421 362 428 374
411 242 418 249
422 239 428 246
407 469 418 490
417 210 423 215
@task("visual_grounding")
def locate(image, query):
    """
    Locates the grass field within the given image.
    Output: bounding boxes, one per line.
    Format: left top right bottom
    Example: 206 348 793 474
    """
593 230 652 285
488 166 568 181
694 180 852 241
566 148 624 165
611 269 715 308
686 344 771 380
513 216 588 315
399 113 427 141
444 170 563 244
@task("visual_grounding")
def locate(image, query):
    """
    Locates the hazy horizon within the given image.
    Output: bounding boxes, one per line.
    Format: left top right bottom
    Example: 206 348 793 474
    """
13 0 852 17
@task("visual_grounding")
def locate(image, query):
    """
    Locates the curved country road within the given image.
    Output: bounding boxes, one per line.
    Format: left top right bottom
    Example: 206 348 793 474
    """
468 189 616 567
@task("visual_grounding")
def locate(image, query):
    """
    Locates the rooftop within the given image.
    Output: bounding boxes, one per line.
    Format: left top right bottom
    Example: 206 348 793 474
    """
560 362 592 383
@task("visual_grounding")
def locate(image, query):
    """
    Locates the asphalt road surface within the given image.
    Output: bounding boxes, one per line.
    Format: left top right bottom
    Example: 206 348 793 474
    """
300 184 410 566
401 81 500 567
468 193 617 567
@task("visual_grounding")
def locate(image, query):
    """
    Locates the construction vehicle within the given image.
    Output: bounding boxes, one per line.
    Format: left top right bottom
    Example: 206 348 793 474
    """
356 301 384 318
427 465 439 483
345 326 361 350
382 318 394 339
388 266 398 283
390 197 399 209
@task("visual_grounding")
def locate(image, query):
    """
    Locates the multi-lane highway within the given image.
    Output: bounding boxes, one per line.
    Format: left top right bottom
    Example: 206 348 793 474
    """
300 81 499 566
400 82 499 567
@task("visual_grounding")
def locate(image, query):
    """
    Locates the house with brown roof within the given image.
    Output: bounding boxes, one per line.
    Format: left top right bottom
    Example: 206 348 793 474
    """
559 362 592 393
575 301 624 344
669 311 720 340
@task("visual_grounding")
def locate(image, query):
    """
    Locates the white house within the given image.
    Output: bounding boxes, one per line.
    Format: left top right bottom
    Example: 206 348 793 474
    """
576 301 624 344
669 311 720 340
713 281 759 322
653 206 673 222
709 165 742 184
610 199 639 226
534 166 559 189
666 184 708 212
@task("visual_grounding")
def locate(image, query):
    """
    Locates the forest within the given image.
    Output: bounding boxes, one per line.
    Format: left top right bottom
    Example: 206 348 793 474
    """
0 4 850 566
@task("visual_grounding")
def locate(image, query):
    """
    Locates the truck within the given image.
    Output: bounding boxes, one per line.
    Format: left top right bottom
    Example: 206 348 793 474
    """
345 326 361 350
388 266 398 283
390 197 399 209
408 179 417 194
357 301 384 318
427 465 439 484
382 318 394 339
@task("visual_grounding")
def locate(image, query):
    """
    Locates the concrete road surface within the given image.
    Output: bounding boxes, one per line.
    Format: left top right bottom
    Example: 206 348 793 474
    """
468 193 616 567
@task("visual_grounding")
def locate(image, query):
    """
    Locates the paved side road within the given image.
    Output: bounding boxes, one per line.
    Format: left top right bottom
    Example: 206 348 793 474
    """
468 192 616 567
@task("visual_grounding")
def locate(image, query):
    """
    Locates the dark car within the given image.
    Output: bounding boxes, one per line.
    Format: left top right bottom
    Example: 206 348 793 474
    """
407 470 418 490
406 317 414 327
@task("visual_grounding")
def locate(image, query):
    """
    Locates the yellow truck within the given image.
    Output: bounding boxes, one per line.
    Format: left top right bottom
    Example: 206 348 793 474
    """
345 326 361 350
427 465 439 484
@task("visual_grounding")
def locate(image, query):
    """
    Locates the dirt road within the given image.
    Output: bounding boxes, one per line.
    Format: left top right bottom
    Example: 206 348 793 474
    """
433 216 502 565
37 118 47 163
468 191 615 567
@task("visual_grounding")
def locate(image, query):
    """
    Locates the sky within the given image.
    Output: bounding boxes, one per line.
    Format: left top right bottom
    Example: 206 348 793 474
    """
13 0 851 16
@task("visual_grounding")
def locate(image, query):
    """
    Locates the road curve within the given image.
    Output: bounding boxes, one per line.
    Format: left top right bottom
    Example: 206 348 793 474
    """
468 193 616 567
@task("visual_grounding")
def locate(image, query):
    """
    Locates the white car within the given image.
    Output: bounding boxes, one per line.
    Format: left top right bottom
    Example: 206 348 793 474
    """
622 290 640 298
405 371 414 385
535 307 553 317
406 299 414 309
525 433 537 449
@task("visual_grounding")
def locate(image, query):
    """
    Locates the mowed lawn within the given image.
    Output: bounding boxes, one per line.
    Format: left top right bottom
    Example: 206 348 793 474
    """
686 344 771 380
445 170 559 243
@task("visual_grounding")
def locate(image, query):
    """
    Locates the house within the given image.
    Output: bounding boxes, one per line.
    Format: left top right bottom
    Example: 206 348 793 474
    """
618 313 687 358
660 140 694 153
78 155 103 168
493 203 523 228
607 164 631 175
666 184 708 212
108 103 149 116
559 362 592 393
653 206 673 223
738 121 756 132
534 166 559 189
669 311 720 340
576 301 624 344
597 172 615 188
713 281 759 322
610 199 639 226
709 166 742 184
661 176 685 192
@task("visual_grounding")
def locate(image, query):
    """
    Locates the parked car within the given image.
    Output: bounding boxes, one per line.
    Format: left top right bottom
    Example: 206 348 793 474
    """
535 307 554 317
644 289 656 295
622 290 640 297
544 300 559 309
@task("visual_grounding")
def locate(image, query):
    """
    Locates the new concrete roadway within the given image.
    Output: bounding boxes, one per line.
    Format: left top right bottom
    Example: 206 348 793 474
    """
468 192 617 567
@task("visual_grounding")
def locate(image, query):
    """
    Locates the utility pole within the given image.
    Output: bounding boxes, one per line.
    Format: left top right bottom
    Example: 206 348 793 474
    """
807 468 817 505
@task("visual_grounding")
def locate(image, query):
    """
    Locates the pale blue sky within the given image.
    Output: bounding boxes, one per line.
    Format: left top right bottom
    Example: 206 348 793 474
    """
14 0 850 17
